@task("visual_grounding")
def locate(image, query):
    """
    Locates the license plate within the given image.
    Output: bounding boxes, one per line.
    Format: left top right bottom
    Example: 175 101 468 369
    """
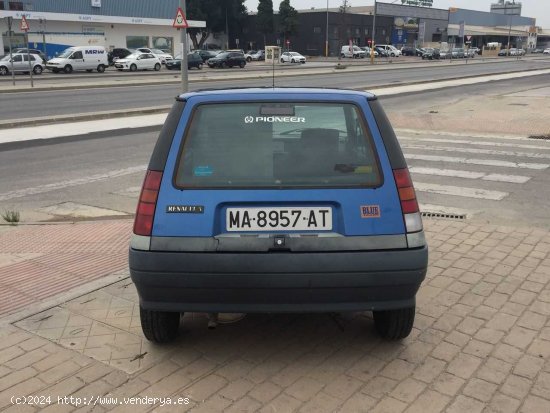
226 207 332 232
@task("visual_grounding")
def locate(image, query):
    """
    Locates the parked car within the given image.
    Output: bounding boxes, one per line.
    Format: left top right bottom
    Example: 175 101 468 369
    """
13 48 47 62
530 48 544 54
463 49 476 58
340 45 366 58
360 47 379 57
451 48 465 58
469 47 481 54
439 50 451 59
245 50 265 62
45 46 108 73
544 48 550 55
136 48 173 64
165 52 203 70
207 51 246 68
375 46 389 57
244 50 256 62
108 48 132 65
196 49 221 62
0 53 44 75
415 48 425 56
510 48 526 56
498 48 509 56
114 53 161 71
421 48 440 60
375 44 401 57
129 87 428 343
280 51 306 63
400 46 415 56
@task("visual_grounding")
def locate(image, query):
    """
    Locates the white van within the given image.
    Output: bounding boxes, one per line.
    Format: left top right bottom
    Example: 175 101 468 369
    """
340 45 366 58
375 45 401 57
45 46 108 74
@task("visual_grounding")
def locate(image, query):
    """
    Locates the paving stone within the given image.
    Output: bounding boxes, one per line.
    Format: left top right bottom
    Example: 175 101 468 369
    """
219 378 256 402
446 395 485 413
431 341 461 362
336 392 377 413
0 378 46 409
224 396 262 413
513 354 545 379
500 375 532 399
0 367 37 393
432 372 465 397
412 357 446 383
463 339 493 358
185 374 227 403
389 378 426 403
322 374 363 401
517 311 548 330
446 353 482 379
259 393 302 413
463 377 498 402
476 357 512 385
248 381 282 403
493 343 524 363
284 377 324 402
520 395 550 413
37 360 83 384
402 390 450 413
298 392 341 413
488 393 522 413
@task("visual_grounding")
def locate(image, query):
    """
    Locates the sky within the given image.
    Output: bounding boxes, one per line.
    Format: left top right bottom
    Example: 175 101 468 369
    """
244 0 549 27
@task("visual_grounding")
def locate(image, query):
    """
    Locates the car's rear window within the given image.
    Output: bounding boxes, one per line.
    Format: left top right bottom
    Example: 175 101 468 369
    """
174 102 382 188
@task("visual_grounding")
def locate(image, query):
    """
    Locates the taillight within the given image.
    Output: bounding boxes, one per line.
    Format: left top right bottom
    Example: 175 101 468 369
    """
134 170 162 236
393 168 422 233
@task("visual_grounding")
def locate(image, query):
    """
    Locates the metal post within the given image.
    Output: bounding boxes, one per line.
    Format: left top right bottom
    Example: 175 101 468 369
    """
7 17 15 86
325 0 329 57
370 0 376 65
506 2 512 56
26 31 33 87
225 1 229 50
180 0 188 93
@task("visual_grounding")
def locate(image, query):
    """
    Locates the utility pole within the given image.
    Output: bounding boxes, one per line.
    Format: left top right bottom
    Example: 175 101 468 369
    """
180 0 188 92
7 17 15 86
506 1 514 56
325 0 329 57
370 0 376 64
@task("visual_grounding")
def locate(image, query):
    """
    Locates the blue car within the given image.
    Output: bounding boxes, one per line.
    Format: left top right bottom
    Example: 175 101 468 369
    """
130 88 428 343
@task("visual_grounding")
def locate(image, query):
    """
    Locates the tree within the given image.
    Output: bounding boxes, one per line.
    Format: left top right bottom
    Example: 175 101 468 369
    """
278 0 298 46
186 0 247 50
339 0 351 13
256 0 274 48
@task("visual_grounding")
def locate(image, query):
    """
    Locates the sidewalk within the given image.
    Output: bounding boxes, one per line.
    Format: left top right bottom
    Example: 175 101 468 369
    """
0 218 549 412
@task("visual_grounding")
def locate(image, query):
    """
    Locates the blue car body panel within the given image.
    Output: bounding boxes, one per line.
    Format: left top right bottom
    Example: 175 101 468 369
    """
152 90 405 238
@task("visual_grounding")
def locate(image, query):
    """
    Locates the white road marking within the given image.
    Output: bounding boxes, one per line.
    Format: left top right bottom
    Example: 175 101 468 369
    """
0 165 147 202
405 153 548 170
401 142 550 161
409 167 530 183
399 137 550 153
395 128 529 141
483 174 531 184
414 182 508 200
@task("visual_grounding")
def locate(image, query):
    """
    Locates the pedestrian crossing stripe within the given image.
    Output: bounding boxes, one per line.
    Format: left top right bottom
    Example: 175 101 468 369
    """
398 136 550 152
405 154 548 170
409 167 531 184
413 182 508 200
401 143 550 161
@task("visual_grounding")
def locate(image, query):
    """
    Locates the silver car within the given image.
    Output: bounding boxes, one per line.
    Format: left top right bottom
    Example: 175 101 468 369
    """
0 53 44 75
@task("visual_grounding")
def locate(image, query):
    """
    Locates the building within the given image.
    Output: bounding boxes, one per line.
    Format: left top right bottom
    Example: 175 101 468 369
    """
0 0 205 59
490 1 522 16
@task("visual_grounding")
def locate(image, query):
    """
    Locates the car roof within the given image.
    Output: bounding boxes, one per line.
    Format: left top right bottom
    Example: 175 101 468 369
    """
176 87 377 101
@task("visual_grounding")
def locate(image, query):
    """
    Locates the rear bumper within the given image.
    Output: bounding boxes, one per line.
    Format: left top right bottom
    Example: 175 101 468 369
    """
129 246 428 313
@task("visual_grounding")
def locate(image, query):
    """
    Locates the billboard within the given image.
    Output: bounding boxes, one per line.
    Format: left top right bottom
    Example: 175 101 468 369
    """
401 0 433 6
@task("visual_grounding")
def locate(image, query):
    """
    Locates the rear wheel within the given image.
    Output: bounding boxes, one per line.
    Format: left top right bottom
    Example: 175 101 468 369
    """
154 63 161 71
140 306 180 343
246 57 252 62
33 65 43 75
0 66 8 76
280 58 285 63
63 65 73 74
130 64 137 72
97 64 106 73
221 61 228 68
198 63 203 70
239 61 245 68
373 306 415 340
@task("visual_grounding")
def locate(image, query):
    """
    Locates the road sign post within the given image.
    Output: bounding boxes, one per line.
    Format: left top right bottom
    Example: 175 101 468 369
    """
173 3 189 93
7 17 15 86
21 15 34 88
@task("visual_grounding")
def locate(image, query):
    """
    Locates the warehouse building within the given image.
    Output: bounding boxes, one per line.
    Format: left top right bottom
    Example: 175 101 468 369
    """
0 0 205 59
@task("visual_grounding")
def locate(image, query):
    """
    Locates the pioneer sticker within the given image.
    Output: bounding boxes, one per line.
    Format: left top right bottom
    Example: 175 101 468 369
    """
244 116 305 124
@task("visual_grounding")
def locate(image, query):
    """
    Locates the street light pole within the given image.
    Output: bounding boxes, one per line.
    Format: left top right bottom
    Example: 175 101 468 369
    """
180 0 188 93
325 0 329 57
370 0 376 64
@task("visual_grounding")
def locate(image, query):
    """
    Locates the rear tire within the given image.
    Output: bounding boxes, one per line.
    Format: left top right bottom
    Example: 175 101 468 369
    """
97 64 106 73
140 306 180 343
373 306 415 340
33 65 43 75
63 65 73 74
0 66 8 76
280 58 285 63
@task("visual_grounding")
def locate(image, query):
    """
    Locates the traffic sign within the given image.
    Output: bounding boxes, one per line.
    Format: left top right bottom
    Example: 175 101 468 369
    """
20 15 30 32
172 7 189 29
466 35 472 41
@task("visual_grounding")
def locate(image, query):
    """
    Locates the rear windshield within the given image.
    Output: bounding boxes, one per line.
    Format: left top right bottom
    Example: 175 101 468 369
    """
174 102 382 188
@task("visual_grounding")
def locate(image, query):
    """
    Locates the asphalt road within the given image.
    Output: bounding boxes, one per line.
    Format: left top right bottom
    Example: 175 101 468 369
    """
1 75 549 229
2 59 549 121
